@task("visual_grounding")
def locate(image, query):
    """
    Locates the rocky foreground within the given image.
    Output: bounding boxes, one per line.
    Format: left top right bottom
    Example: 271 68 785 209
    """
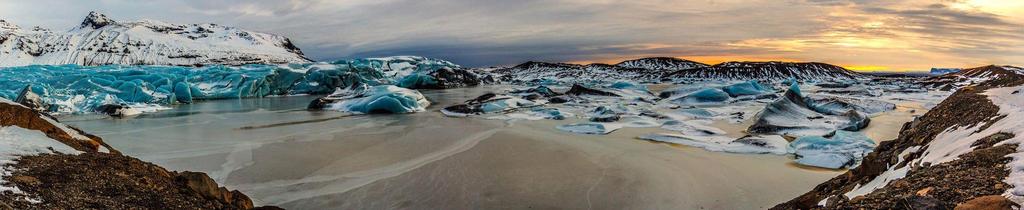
0 99 277 209
773 66 1024 209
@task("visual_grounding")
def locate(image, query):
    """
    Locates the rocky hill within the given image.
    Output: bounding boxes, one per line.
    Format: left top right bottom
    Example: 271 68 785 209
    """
920 65 1024 91
773 65 1024 209
0 12 310 67
0 98 276 209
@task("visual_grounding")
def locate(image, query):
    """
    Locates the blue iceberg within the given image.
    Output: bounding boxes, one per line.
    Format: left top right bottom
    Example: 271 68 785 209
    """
787 131 876 169
671 88 731 104
722 80 773 97
321 85 431 114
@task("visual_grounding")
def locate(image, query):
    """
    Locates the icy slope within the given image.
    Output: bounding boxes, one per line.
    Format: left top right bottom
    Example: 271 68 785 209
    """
0 12 309 67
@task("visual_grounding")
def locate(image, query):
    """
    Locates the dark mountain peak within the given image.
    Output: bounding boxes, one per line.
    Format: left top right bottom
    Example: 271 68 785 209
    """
80 11 115 29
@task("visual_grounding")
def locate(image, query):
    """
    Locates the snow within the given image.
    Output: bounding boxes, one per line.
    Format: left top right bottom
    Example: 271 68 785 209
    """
0 126 83 194
324 85 431 114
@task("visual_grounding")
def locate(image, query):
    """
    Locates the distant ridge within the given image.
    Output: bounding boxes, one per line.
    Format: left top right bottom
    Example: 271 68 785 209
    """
0 11 310 67
663 61 866 81
493 58 867 83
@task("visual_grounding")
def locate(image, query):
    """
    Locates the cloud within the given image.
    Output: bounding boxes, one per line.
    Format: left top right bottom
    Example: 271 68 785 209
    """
0 0 1020 70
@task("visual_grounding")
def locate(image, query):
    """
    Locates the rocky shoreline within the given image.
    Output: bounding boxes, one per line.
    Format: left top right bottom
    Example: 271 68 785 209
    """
773 66 1024 209
0 99 277 209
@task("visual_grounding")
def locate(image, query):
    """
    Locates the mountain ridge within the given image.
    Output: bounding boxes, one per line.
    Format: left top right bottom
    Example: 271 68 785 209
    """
0 11 310 67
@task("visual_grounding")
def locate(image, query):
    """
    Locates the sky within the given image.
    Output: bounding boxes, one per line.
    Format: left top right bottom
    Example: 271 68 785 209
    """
1 0 1022 71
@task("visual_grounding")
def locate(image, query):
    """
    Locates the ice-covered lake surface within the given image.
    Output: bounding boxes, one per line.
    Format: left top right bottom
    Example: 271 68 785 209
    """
61 84 938 209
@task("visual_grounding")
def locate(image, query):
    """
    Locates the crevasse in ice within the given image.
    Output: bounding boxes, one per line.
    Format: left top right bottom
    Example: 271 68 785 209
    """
0 56 461 114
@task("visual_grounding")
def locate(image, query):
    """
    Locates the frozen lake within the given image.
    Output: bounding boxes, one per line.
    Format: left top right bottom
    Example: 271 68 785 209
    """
61 85 931 209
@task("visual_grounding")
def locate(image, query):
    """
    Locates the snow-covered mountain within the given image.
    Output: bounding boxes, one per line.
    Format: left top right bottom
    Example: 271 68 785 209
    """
664 61 867 81
491 58 708 84
0 12 309 67
490 59 866 84
614 57 709 71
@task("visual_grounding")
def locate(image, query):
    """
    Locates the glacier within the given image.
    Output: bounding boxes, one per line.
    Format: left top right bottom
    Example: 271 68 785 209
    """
0 56 471 115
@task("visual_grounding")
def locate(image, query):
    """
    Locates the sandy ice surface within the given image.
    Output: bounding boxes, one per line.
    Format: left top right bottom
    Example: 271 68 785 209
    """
61 85 934 209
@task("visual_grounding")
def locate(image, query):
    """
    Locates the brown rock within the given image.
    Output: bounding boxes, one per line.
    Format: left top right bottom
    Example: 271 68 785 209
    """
10 175 40 186
917 187 934 196
954 195 1016 210
176 171 255 209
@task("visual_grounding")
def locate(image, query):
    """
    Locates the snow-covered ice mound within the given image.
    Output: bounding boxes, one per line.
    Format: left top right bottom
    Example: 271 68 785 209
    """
311 85 430 114
788 131 876 169
748 83 872 137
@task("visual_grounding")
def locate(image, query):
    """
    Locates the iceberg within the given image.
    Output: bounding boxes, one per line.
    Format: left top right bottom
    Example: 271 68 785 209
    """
316 85 430 114
722 80 773 97
806 95 896 115
670 88 731 105
748 83 872 137
788 131 876 169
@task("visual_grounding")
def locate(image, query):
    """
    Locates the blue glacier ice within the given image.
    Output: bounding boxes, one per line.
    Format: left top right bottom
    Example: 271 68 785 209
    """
722 80 773 97
0 56 469 114
787 131 877 169
671 88 731 104
608 81 649 91
324 85 431 114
